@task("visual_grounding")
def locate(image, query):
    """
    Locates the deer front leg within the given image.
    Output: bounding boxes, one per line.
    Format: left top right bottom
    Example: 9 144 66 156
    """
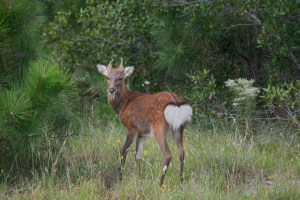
136 136 146 176
119 133 136 181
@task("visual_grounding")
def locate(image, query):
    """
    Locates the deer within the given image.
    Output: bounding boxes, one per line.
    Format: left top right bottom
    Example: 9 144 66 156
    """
96 58 193 186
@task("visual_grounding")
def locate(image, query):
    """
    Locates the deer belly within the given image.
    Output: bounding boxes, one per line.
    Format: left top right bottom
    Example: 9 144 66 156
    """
136 121 154 137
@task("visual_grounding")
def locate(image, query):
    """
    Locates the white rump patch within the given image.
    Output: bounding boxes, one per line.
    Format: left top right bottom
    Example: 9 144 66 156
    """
164 104 193 131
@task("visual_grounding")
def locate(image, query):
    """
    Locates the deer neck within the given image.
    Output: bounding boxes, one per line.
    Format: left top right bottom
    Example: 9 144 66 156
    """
108 85 132 115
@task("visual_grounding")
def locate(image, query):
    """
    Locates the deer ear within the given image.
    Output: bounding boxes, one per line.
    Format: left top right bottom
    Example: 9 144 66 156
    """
96 64 108 77
124 66 134 77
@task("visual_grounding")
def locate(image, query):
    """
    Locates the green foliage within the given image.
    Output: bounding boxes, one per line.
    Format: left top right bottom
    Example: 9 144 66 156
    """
0 59 80 175
43 0 163 117
0 0 46 87
185 69 216 117
255 0 300 72
41 0 86 19
151 11 190 80
0 90 31 127
261 81 300 117
0 0 85 177
44 0 156 72
152 0 300 85
24 59 72 109
151 1 252 83
0 90 32 169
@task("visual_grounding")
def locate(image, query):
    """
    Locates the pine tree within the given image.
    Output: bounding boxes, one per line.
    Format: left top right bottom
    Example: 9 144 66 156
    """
0 0 81 177
0 0 46 88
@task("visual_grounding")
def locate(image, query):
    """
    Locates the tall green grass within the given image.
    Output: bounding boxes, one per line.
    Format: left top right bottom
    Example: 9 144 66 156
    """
1 122 299 199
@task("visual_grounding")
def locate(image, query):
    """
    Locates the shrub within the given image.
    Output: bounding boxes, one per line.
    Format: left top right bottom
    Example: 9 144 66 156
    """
261 81 300 124
185 69 216 117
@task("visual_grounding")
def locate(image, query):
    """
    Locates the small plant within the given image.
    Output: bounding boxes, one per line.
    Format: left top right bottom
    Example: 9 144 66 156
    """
225 78 260 134
261 81 300 114
261 81 300 128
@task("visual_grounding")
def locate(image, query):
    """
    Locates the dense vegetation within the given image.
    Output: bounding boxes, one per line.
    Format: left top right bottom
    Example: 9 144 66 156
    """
0 0 299 199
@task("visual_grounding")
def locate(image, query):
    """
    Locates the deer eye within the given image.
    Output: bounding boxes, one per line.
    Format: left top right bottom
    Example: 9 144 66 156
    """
117 78 122 81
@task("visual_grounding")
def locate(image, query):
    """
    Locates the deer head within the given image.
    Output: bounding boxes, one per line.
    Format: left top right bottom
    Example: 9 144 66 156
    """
97 58 134 100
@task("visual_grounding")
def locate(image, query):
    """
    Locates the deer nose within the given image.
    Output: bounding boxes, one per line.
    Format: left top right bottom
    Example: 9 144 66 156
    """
109 87 115 93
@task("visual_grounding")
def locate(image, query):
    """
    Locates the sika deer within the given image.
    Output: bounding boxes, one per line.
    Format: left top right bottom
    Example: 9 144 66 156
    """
96 59 193 186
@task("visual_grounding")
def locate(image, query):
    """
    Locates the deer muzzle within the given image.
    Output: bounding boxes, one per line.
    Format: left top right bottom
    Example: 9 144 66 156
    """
109 87 115 94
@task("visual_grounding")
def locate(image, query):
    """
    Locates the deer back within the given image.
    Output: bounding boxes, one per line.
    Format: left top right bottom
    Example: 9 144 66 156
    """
120 91 183 136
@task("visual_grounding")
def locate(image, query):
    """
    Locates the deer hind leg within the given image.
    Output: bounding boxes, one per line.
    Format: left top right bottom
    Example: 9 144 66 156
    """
119 133 137 181
175 127 185 183
153 125 172 186
136 136 146 176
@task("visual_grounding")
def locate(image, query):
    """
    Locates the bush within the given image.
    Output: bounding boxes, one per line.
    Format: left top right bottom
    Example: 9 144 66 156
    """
185 69 216 117
261 81 300 121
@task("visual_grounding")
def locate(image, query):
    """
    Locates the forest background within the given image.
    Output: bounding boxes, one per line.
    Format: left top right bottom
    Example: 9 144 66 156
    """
0 0 299 199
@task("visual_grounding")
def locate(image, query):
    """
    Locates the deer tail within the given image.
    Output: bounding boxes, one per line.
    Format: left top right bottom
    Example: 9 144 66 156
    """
164 103 193 131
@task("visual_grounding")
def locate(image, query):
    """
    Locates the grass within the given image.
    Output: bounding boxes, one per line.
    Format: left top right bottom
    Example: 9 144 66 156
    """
1 121 299 199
